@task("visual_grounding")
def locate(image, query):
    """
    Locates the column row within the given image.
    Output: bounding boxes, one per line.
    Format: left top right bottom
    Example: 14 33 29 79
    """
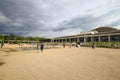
53 35 120 43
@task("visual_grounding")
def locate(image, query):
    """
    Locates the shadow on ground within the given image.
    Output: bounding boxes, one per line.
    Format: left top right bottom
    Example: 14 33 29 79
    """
0 59 5 66
0 48 18 52
20 46 60 51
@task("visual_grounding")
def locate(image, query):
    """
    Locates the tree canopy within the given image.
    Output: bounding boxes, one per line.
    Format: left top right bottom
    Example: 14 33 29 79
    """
0 34 50 42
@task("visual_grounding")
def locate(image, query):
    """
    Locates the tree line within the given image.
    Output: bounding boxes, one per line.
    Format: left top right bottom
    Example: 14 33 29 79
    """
0 34 51 42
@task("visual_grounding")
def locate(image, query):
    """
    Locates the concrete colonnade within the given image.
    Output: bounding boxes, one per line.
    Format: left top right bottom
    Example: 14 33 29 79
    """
53 35 120 43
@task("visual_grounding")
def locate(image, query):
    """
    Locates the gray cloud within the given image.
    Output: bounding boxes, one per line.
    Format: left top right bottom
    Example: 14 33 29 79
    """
54 7 120 33
0 0 120 38
0 0 51 37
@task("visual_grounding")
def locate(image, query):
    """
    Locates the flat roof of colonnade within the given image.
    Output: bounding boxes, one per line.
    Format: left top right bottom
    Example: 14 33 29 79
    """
54 30 120 39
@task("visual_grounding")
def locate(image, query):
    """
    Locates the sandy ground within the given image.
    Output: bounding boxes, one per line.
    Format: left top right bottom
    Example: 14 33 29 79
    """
0 44 120 80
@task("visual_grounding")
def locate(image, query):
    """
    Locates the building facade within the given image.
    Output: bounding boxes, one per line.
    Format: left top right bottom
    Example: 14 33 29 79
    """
52 30 120 43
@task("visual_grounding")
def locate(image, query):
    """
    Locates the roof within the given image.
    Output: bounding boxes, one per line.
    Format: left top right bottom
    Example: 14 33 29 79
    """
54 30 120 39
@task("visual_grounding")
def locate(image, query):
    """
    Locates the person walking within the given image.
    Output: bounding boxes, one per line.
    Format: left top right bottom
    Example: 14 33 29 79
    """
92 43 95 49
69 42 72 48
40 43 44 52
63 43 65 48
77 42 81 48
1 40 4 48
37 42 40 53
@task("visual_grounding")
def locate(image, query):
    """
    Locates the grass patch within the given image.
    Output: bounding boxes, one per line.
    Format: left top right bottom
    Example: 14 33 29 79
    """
81 42 120 48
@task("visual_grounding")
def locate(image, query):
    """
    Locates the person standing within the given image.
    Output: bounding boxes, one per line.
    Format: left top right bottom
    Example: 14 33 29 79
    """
69 42 72 48
77 42 81 48
63 43 65 48
92 43 95 49
1 40 4 48
37 42 40 53
0 40 1 48
40 43 44 52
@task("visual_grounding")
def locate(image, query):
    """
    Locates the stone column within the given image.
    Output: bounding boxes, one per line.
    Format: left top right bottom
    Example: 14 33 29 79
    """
91 34 95 42
66 38 69 43
8 40 10 44
61 39 63 43
99 36 101 42
108 35 111 42
73 38 75 42
74 38 76 42
69 38 71 43
84 37 86 42
91 36 93 42
77 37 79 42
66 39 67 43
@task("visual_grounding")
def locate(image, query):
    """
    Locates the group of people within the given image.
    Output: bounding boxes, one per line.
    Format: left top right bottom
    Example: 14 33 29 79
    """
18 42 44 53
37 42 44 52
63 42 81 48
0 40 95 52
63 42 95 49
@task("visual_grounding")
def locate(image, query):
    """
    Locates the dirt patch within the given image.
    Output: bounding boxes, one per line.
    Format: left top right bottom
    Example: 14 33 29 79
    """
0 62 5 66
3 55 11 57
0 59 5 66
0 48 18 52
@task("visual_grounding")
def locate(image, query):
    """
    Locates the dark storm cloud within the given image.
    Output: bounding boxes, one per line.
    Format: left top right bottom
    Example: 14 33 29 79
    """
0 0 48 36
0 0 120 38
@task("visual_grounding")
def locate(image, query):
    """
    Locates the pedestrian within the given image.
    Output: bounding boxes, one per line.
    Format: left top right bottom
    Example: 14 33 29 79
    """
69 43 72 48
63 43 65 48
1 40 4 48
0 40 1 48
77 44 80 48
40 43 44 52
76 42 80 48
92 43 95 49
37 42 40 53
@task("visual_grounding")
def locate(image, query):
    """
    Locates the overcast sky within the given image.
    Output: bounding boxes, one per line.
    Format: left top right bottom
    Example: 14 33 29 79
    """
0 0 120 38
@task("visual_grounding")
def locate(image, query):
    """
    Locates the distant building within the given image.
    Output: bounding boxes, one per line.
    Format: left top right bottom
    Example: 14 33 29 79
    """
52 28 120 43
